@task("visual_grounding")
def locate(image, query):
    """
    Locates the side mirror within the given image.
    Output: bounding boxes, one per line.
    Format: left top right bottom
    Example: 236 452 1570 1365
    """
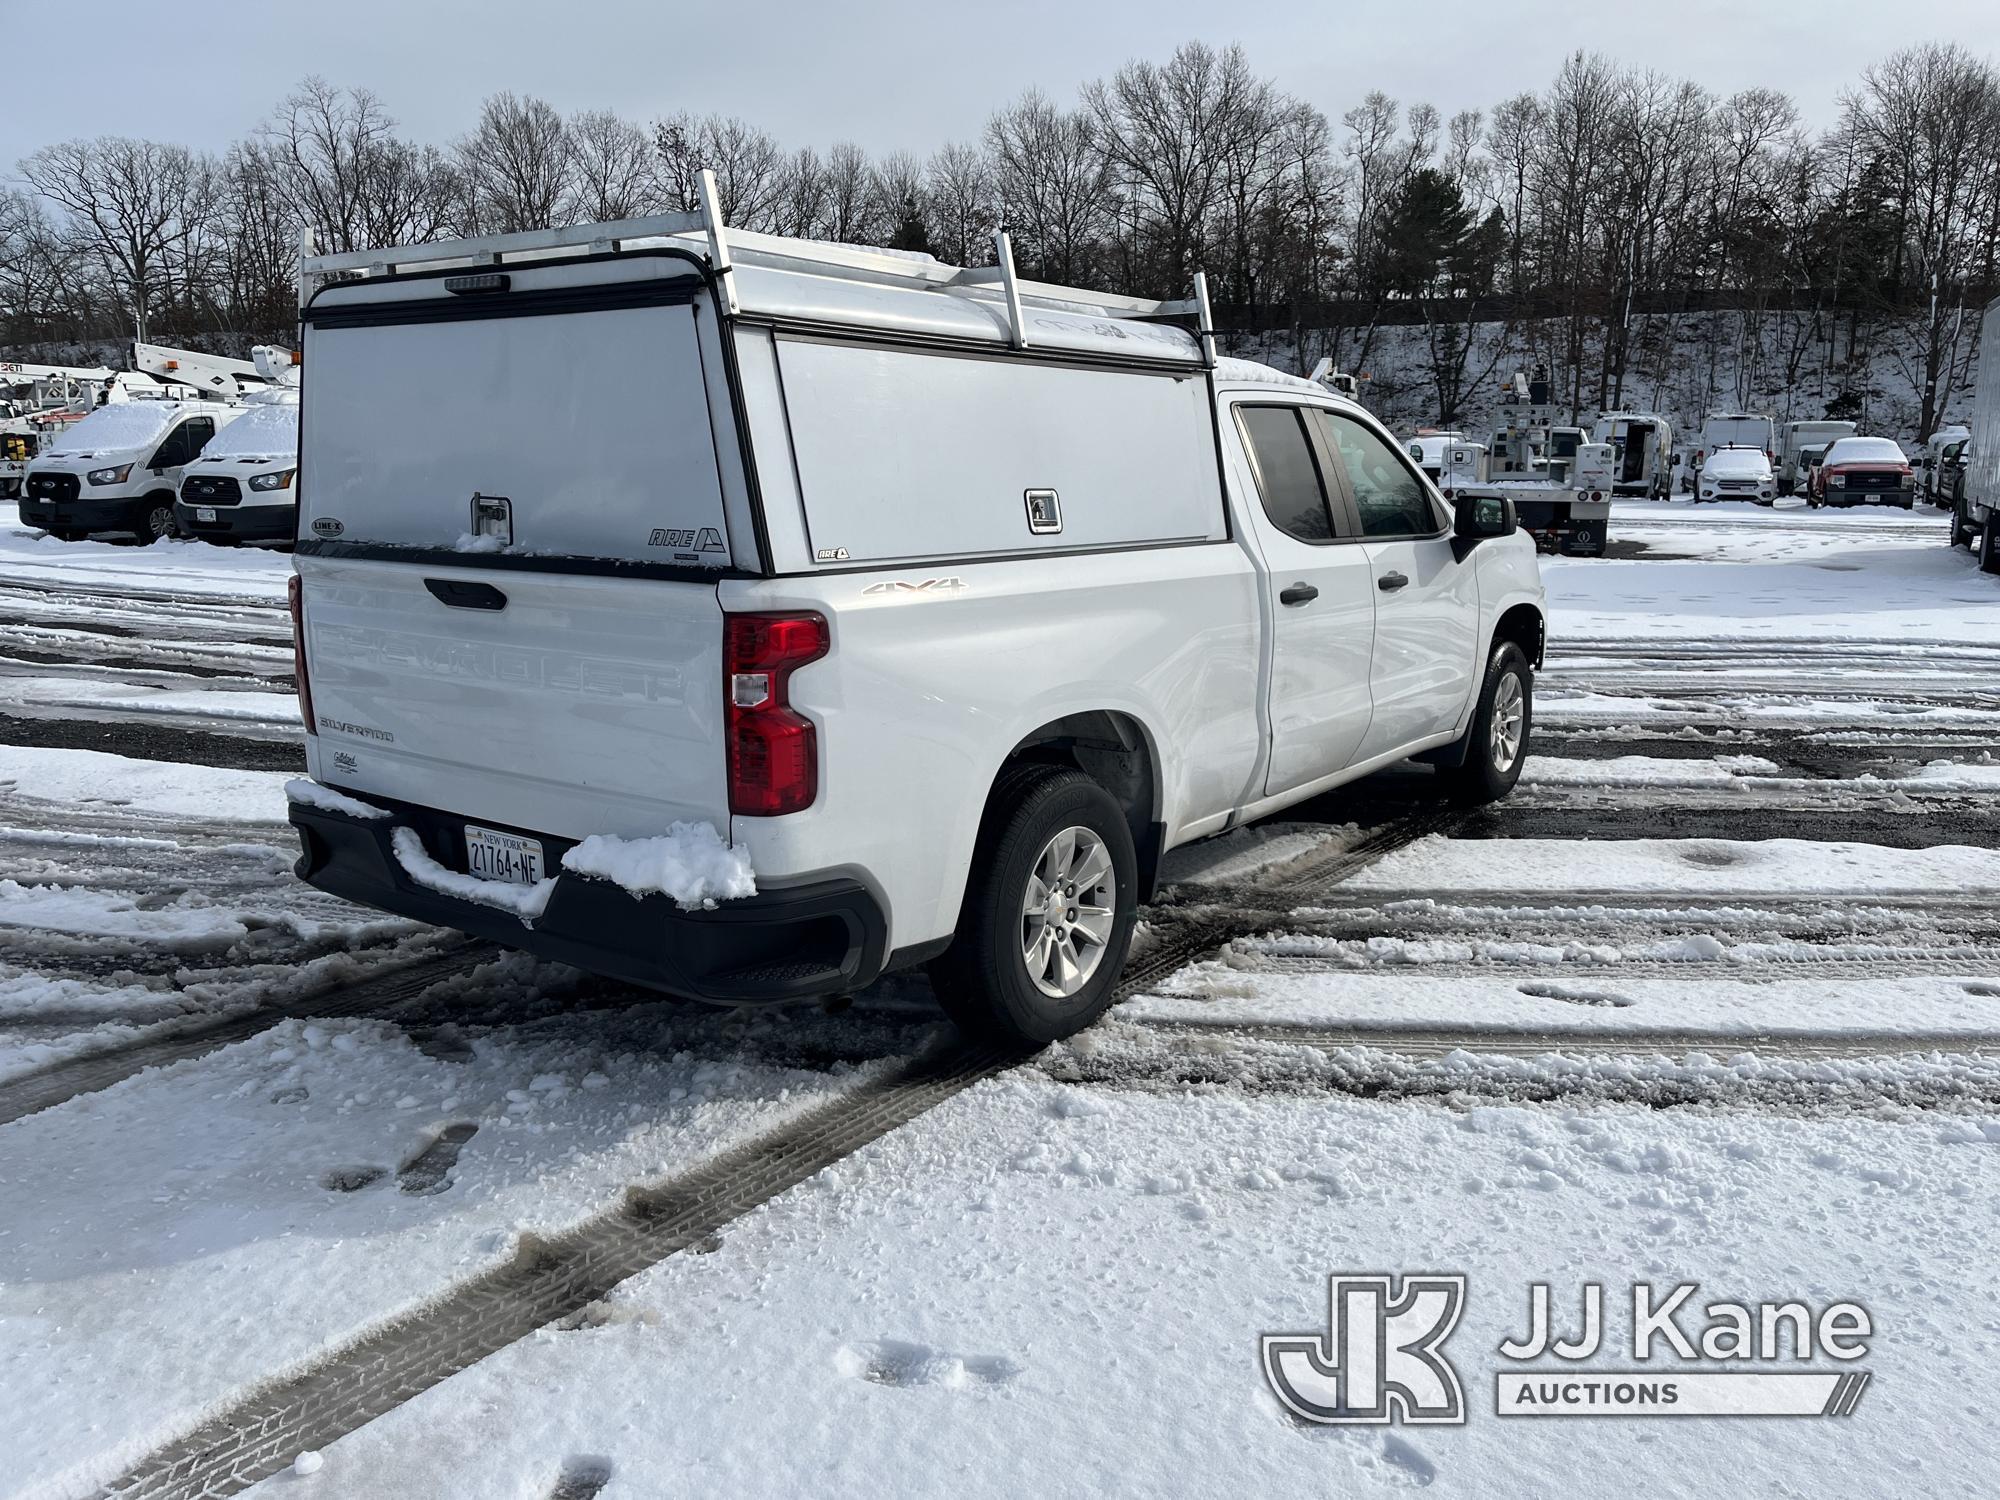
1454 493 1516 542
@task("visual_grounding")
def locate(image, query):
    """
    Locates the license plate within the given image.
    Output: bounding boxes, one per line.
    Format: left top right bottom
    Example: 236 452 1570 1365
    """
195 506 217 522
465 825 544 886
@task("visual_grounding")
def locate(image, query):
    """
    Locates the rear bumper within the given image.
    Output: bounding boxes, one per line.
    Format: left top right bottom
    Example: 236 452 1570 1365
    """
1512 499 1608 555
289 796 890 1004
175 500 296 541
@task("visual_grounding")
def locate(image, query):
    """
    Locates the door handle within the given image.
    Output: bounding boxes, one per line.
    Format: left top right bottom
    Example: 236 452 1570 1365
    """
1377 571 1409 593
1279 582 1319 607
424 578 507 610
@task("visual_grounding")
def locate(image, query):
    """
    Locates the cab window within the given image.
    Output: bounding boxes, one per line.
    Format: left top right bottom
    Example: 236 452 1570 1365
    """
1319 411 1442 538
150 423 195 469
1237 405 1337 543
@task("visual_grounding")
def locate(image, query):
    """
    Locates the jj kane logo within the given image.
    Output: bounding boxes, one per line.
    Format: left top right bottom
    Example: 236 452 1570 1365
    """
1263 1274 1467 1425
1263 1276 1873 1425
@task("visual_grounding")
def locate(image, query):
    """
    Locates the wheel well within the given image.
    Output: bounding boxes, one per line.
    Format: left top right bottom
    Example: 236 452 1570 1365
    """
998 711 1163 901
1493 603 1545 669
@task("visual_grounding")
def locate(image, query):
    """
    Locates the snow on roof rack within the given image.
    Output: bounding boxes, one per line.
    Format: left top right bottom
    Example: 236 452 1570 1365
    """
299 169 1215 367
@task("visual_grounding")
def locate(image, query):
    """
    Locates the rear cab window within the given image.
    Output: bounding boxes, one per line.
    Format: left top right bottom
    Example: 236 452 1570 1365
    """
1236 405 1338 542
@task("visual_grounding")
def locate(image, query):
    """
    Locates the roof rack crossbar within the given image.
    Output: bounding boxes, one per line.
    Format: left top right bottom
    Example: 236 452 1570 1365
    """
295 181 1217 356
300 210 708 282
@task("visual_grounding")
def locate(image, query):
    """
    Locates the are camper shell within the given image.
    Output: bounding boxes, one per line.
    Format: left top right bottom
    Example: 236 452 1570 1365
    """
294 182 1230 585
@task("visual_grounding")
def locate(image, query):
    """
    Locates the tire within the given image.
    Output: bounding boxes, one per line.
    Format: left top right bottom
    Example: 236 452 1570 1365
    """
1952 497 1975 549
137 495 177 545
929 764 1138 1046
1981 519 2000 576
1441 641 1533 807
1900 498 1914 511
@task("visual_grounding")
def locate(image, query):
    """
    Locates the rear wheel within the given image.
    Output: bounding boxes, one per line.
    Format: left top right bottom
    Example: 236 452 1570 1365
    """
929 765 1137 1046
1981 519 2000 576
1952 497 1976 549
1441 641 1532 806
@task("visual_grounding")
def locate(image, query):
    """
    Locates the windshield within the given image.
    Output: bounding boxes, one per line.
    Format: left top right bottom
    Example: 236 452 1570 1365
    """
198 402 297 459
1825 438 1904 465
43 402 179 455
1705 449 1769 475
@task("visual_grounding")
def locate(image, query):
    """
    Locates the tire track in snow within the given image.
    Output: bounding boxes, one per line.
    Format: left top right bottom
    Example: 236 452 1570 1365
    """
1131 1015 2000 1060
94 1039 1021 1500
84 800 1458 1499
1054 1022 2000 1114
0 944 492 1126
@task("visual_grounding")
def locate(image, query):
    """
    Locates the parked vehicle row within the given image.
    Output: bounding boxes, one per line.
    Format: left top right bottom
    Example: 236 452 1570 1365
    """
10 345 300 546
18 400 245 542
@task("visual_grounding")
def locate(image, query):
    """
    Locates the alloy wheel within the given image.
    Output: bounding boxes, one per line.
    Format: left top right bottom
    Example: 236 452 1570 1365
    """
1020 825 1117 999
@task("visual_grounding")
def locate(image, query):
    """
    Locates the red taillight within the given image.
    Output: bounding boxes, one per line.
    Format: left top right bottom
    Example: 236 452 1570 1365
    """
724 612 828 816
288 573 315 736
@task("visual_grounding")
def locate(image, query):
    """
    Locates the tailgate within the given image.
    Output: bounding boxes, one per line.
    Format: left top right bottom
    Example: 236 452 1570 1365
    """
300 557 727 838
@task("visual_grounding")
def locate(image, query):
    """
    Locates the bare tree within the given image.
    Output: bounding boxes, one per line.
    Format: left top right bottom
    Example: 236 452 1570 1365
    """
653 113 785 229
460 92 573 234
820 141 878 243
1087 41 1275 295
986 90 1108 283
567 110 657 223
923 141 996 266
17 136 213 340
1843 43 2000 437
771 147 830 239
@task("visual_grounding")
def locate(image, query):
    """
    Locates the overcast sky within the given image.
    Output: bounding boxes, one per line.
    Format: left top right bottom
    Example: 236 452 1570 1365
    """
5 0 1993 165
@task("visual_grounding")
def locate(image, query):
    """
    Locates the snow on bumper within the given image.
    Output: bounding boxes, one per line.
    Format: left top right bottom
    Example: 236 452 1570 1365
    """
287 792 887 1004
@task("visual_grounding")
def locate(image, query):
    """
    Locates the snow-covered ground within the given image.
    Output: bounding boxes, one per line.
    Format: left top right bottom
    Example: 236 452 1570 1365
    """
2 496 1998 1498
239 1070 2000 1499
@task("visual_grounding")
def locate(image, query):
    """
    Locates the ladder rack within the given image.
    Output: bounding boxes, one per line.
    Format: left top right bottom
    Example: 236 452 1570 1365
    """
299 170 1216 366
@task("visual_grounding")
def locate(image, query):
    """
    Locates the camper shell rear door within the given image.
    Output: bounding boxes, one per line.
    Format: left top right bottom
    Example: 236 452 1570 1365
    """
294 252 758 841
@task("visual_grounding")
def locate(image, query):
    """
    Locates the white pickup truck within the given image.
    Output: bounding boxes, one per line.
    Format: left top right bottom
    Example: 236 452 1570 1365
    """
285 195 1547 1044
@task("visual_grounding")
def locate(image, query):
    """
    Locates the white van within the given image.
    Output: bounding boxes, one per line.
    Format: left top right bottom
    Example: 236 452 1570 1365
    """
1406 432 1466 481
284 195 1547 1044
1776 420 1856 495
19 399 243 542
1590 412 1673 498
1688 412 1776 490
176 401 300 545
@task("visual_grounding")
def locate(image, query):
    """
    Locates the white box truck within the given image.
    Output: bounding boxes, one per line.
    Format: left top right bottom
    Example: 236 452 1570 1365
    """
283 180 1548 1043
1776 420 1857 496
1954 297 2000 573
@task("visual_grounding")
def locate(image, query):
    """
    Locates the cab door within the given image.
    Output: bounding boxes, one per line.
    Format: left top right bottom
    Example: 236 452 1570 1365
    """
1230 401 1376 798
147 415 213 487
1317 408 1481 762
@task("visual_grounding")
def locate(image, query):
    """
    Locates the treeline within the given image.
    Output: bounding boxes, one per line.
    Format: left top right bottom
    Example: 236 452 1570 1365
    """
4 41 1998 436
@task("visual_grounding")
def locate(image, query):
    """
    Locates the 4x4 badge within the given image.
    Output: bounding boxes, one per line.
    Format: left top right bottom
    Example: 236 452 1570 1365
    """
862 577 966 595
